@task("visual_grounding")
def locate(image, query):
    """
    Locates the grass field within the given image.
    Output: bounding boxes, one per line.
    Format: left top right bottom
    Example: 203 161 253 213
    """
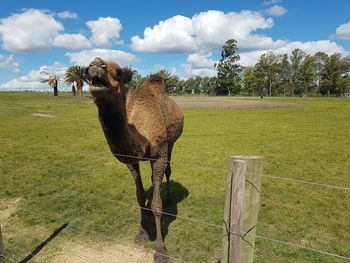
0 92 349 262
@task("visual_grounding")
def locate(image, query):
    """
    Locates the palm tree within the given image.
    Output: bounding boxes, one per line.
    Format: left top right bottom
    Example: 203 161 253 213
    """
65 65 88 97
40 72 61 96
157 69 171 81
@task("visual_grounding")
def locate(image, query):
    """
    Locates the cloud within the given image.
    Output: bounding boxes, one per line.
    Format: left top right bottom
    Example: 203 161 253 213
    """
333 22 350 40
53 34 92 49
239 40 347 66
264 5 287 16
261 0 281 6
0 62 70 92
57 11 78 19
0 54 20 74
131 10 275 53
0 9 64 52
131 15 196 53
180 52 217 78
65 49 137 66
87 17 123 47
181 64 217 79
187 52 216 69
192 10 274 50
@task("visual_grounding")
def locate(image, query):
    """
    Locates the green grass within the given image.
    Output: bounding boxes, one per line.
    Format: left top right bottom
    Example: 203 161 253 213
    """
0 93 349 262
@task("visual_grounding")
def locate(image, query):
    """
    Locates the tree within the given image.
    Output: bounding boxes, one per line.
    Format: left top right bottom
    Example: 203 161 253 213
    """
242 66 258 96
166 75 181 95
255 51 281 96
298 55 317 96
71 84 76 96
183 77 200 94
40 72 61 96
315 53 350 96
65 65 88 97
290 49 306 96
278 54 292 96
157 69 171 80
157 69 176 93
125 67 144 94
215 39 242 95
199 76 215 95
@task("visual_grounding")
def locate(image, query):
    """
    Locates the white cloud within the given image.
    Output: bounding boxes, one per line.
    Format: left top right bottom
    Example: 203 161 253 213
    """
181 64 217 79
131 15 196 53
187 52 216 69
265 5 287 17
87 17 123 47
131 10 275 53
192 10 274 50
53 34 92 49
239 40 347 66
0 62 70 92
65 49 137 67
0 54 20 74
180 52 217 79
334 22 350 40
57 11 78 19
262 0 281 6
0 9 63 52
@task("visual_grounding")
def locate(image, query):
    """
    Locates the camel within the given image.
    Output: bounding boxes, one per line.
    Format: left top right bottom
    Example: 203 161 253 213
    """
86 57 184 263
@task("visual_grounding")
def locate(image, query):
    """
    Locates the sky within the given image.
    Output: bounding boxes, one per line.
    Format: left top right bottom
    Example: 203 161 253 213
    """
1 0 350 91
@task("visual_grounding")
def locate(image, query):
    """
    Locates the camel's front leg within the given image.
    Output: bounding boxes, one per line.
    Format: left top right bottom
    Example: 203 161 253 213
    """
127 163 149 243
151 158 169 263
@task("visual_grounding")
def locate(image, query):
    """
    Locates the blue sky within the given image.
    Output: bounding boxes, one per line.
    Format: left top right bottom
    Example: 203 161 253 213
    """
1 0 350 91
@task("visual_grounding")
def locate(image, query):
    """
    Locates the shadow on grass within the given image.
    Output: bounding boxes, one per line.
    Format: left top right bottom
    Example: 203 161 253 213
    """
19 223 68 263
145 180 188 241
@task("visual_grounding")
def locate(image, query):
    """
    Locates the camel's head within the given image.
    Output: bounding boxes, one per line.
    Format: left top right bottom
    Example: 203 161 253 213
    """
86 57 133 99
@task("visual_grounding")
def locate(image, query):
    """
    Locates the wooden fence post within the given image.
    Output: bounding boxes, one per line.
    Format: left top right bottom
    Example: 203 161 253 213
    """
0 224 5 263
222 156 263 263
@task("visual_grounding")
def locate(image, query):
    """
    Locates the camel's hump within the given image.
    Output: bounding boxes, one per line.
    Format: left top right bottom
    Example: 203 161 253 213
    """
148 74 165 84
139 74 166 94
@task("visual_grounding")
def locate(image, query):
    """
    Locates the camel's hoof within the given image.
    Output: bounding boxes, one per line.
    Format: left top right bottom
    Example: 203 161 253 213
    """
153 247 169 263
135 227 149 244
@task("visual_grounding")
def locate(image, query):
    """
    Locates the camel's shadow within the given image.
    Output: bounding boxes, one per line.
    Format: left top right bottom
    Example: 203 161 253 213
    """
144 180 188 240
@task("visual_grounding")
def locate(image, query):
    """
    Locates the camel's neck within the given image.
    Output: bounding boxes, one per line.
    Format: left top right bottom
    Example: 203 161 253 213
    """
97 92 132 156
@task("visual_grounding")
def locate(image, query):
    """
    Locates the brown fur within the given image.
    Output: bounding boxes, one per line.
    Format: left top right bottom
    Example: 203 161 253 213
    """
86 57 184 263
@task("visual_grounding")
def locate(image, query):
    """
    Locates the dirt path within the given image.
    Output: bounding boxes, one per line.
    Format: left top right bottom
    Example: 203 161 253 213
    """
46 239 154 263
171 96 297 109
1 199 153 263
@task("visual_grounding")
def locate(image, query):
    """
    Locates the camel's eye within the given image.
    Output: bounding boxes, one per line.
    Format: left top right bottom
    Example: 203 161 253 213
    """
101 64 106 68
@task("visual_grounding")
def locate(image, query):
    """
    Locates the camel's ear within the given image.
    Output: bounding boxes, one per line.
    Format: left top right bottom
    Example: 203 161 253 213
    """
122 68 133 84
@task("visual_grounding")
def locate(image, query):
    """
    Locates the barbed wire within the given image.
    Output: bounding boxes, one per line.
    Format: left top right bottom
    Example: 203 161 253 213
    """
2 149 349 261
6 240 48 262
62 187 350 261
7 238 104 263
64 149 350 191
66 223 192 263
4 220 193 263
3 142 349 192
263 174 350 191
254 234 350 261
3 185 350 262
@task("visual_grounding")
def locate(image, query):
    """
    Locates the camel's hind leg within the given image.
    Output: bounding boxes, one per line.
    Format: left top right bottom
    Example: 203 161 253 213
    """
164 143 173 204
127 163 149 243
151 157 169 263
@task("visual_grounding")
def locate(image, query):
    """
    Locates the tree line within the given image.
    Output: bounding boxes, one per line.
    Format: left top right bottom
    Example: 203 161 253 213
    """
129 39 350 97
41 39 350 97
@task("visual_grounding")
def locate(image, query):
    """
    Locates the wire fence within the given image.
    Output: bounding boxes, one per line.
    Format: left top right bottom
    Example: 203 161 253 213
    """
2 142 349 191
2 151 350 262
